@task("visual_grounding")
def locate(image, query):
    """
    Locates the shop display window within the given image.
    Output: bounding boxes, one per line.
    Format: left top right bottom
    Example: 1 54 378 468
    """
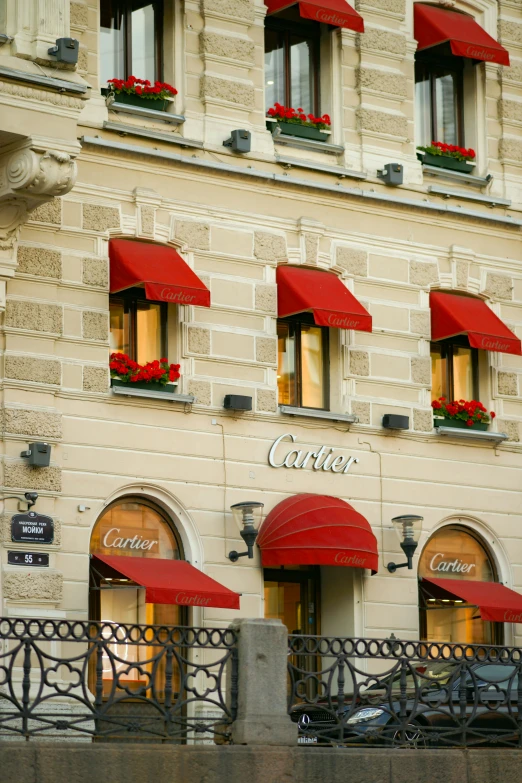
89 499 184 695
277 314 329 410
100 0 163 88
418 526 501 646
265 7 320 117
110 288 167 365
430 336 479 401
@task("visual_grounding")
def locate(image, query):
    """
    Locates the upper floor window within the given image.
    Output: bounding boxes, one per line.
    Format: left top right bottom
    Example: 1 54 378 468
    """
110 288 167 365
277 315 329 410
265 8 320 116
431 336 478 401
415 50 464 148
100 0 163 88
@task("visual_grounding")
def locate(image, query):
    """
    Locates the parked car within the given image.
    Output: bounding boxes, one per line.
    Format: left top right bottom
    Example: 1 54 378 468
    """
290 661 521 747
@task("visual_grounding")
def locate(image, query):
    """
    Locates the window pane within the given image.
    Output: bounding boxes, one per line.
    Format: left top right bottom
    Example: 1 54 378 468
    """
136 301 163 364
265 28 285 111
435 70 458 145
290 35 314 115
100 0 125 87
431 345 446 400
414 65 431 146
131 4 156 83
109 298 130 355
300 324 325 409
277 321 296 406
452 346 474 400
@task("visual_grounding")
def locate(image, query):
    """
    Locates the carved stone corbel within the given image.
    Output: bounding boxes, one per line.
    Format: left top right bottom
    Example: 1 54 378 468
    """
0 139 78 308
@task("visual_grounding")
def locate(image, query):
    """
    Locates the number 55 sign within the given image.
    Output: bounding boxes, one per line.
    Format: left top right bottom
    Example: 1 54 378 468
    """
7 552 49 567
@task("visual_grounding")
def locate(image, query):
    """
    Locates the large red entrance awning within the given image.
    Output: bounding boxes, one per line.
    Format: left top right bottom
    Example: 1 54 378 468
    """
430 291 521 356
423 577 522 623
257 494 379 572
109 239 211 307
414 3 510 66
277 266 372 332
265 0 364 32
92 554 240 609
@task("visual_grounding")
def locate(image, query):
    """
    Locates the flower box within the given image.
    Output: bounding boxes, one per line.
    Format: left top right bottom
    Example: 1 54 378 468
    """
110 92 169 112
417 151 475 174
434 417 488 432
268 120 330 142
111 379 178 394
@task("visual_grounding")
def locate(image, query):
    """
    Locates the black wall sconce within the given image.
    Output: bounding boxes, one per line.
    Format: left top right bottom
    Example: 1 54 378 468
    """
228 501 264 562
387 514 423 573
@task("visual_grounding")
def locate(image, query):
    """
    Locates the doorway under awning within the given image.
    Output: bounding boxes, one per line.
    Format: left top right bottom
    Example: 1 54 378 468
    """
257 494 378 573
422 577 522 623
92 554 240 610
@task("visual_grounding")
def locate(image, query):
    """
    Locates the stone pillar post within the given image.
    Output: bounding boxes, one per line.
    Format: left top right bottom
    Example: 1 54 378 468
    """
229 618 297 746
10 0 71 64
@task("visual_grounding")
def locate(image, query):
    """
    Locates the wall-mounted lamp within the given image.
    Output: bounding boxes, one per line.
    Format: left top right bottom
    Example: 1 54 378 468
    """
228 502 264 562
387 514 423 573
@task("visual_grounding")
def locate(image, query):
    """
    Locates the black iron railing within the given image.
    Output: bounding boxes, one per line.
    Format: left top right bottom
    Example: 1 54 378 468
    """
288 635 522 748
0 618 238 742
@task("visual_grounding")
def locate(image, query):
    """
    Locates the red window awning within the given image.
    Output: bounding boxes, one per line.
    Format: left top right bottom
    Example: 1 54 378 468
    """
265 0 364 33
430 292 521 355
257 494 378 572
277 266 372 332
414 3 510 66
109 239 211 308
423 577 522 624
92 554 240 609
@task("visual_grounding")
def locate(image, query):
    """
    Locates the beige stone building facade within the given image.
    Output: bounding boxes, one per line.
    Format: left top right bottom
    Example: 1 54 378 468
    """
1 0 522 652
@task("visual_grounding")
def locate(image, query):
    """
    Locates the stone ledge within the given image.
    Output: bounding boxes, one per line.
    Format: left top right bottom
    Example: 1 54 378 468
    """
108 102 185 125
435 426 509 444
103 121 203 148
280 406 357 424
111 386 195 403
0 65 88 94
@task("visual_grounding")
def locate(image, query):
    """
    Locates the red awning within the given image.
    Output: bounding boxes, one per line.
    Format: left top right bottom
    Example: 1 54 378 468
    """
277 266 372 332
430 292 521 355
423 577 522 623
265 0 364 32
414 3 510 66
257 494 379 572
92 554 240 609
109 239 210 307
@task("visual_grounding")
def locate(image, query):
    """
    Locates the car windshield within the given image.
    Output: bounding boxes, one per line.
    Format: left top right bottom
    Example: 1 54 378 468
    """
364 662 518 695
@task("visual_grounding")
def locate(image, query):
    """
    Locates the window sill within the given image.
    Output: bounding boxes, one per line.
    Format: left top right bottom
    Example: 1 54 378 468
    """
422 164 492 188
103 121 203 149
428 185 511 208
276 155 366 181
435 425 508 444
272 133 344 156
279 405 357 424
111 385 195 403
108 101 185 125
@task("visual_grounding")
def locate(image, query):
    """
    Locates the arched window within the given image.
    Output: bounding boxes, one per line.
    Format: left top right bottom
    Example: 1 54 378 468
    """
418 525 501 645
89 498 185 694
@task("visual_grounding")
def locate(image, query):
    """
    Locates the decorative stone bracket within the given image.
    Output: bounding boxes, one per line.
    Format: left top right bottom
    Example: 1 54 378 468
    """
0 138 78 309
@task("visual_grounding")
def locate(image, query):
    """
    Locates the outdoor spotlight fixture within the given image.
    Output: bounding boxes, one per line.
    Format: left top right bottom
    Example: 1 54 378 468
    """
387 515 423 573
228 502 264 562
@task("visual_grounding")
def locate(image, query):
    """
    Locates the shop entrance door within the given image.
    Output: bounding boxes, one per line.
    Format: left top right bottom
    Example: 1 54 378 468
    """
263 566 320 635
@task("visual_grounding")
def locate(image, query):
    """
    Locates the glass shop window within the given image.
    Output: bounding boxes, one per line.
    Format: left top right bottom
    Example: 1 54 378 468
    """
100 0 163 88
89 499 184 696
277 314 329 410
418 525 501 646
431 337 478 401
264 7 320 116
109 288 167 365
415 49 464 147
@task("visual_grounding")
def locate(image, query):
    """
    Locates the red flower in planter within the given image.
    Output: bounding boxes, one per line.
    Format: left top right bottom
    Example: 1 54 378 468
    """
107 76 178 102
266 102 331 130
110 353 180 386
417 140 476 162
431 396 495 427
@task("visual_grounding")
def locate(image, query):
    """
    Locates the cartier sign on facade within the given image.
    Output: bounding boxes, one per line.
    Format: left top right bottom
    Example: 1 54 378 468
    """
268 433 359 474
